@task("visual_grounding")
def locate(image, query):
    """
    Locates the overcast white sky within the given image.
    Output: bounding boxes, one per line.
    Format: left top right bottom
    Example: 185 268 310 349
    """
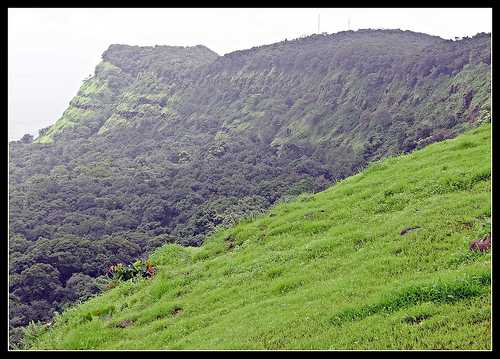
8 8 492 141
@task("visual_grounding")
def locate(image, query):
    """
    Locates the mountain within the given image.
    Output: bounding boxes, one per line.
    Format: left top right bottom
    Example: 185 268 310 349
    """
24 123 491 349
8 29 491 341
35 44 219 143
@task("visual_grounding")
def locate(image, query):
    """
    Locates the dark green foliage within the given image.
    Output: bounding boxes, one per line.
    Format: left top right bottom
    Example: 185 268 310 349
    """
65 273 100 301
9 30 490 340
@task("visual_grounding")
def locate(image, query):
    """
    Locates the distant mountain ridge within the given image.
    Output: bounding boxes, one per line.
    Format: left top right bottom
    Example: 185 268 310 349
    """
9 29 491 341
36 44 219 143
34 30 491 178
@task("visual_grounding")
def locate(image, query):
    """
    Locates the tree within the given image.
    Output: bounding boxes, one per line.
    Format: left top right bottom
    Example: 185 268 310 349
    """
20 134 34 144
65 273 99 301
16 263 62 303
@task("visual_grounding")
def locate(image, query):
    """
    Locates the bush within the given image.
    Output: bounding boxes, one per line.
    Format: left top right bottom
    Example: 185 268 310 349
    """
107 259 156 282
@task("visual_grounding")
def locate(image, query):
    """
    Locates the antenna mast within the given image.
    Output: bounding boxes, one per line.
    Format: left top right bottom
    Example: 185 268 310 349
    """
348 17 351 30
318 13 320 33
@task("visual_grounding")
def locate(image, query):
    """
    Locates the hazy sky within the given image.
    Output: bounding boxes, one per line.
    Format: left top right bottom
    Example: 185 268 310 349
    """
8 8 492 141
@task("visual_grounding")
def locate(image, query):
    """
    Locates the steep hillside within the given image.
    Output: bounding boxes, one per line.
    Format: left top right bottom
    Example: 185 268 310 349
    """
9 29 491 334
36 45 219 143
25 124 491 350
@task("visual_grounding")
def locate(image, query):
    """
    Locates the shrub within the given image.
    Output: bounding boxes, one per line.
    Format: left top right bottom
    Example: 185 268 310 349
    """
107 259 156 282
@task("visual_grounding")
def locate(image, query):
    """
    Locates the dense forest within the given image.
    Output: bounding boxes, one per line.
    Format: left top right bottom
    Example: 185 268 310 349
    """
8 29 491 343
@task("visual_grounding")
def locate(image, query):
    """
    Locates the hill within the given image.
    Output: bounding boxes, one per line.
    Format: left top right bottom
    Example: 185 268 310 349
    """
9 29 491 336
25 124 491 349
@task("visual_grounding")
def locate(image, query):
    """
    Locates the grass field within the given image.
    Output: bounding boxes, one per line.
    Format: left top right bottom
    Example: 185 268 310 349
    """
26 124 491 350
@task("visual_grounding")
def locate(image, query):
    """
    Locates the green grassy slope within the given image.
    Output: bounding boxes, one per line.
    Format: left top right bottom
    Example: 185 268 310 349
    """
28 124 491 350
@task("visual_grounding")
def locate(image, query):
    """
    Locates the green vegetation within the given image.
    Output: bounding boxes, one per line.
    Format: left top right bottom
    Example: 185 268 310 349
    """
9 29 491 343
25 124 491 349
108 259 156 282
